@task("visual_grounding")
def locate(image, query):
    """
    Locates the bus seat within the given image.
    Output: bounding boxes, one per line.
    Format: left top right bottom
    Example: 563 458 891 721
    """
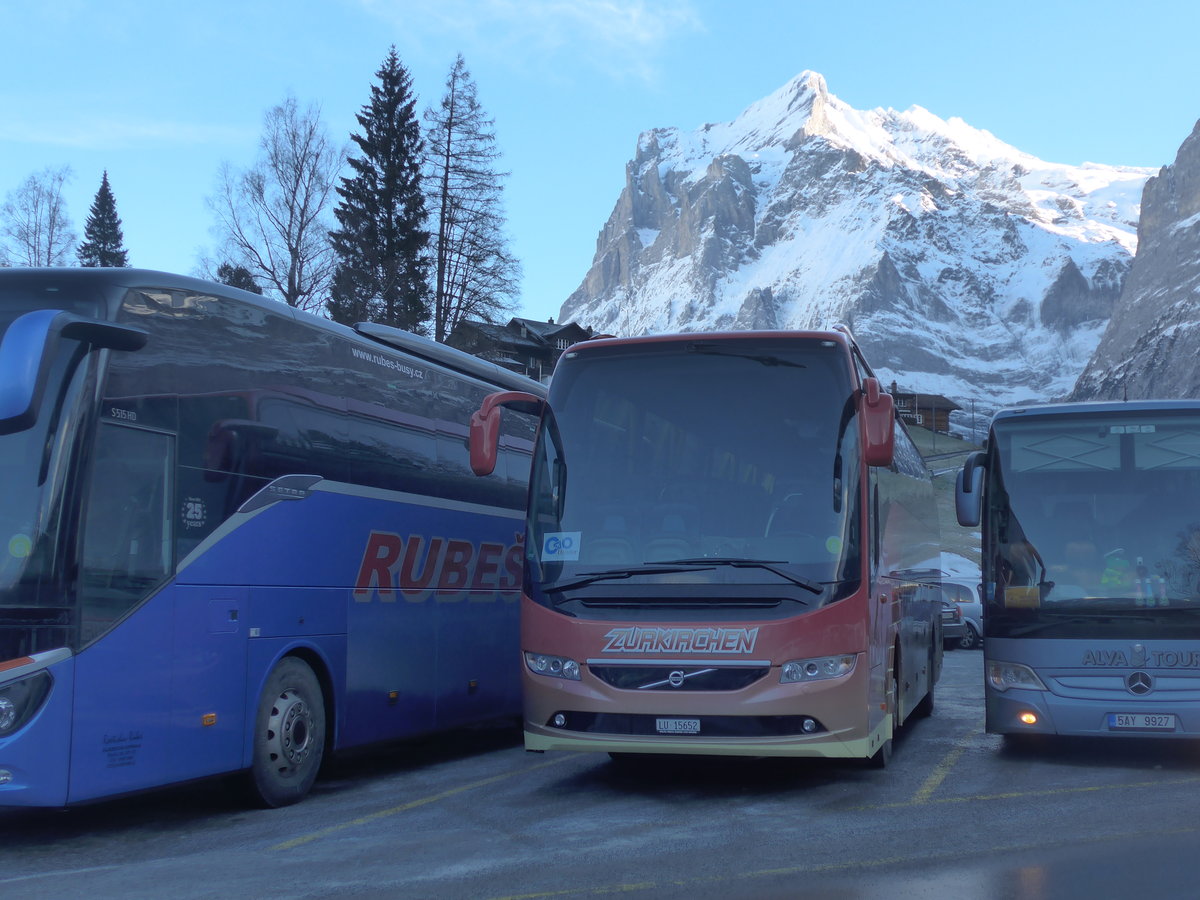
588 510 636 564
643 503 698 562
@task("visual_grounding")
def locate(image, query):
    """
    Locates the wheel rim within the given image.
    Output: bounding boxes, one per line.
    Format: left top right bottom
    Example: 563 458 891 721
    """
960 626 977 649
265 688 314 773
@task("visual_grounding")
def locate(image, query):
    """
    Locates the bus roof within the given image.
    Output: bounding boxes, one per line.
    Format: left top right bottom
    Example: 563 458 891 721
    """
561 329 854 356
0 267 544 397
992 399 1200 424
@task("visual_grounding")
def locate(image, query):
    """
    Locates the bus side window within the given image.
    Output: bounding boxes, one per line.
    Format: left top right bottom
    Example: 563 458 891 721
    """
78 423 174 646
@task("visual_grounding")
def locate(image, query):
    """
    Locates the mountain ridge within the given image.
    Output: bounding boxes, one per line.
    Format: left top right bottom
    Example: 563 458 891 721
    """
559 71 1154 421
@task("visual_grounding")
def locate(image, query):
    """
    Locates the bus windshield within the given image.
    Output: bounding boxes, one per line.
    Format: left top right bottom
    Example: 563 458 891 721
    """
986 410 1200 636
1 286 107 658
525 338 861 603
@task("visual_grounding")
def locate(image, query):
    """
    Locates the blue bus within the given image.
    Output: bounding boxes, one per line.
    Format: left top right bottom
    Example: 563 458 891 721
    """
0 268 543 807
956 401 1200 742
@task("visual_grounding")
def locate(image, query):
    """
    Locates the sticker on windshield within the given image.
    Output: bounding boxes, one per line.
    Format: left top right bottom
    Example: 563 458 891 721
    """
542 532 581 562
8 534 31 559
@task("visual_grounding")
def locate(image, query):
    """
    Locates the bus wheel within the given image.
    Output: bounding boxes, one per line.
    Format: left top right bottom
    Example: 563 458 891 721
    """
913 649 935 718
868 732 893 768
867 667 897 768
248 657 326 808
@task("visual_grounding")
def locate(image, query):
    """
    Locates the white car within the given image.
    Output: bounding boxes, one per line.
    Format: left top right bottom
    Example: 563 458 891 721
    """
940 579 982 649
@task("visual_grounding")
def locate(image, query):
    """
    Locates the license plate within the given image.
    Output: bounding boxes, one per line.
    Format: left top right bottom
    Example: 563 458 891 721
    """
1107 713 1176 731
656 717 700 735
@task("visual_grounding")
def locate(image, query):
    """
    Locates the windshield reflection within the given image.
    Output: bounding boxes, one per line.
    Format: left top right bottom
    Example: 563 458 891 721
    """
986 413 1200 626
1 291 103 658
526 339 861 604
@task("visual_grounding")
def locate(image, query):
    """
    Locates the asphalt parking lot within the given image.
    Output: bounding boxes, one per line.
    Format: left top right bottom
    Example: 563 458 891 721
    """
3 648 1200 899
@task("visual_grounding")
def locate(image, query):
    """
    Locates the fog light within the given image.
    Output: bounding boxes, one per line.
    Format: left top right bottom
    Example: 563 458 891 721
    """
801 717 818 734
552 713 567 728
1019 711 1038 726
0 769 11 785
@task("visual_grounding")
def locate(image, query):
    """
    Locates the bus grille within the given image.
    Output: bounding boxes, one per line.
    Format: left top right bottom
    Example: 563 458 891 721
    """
547 712 824 737
589 665 768 691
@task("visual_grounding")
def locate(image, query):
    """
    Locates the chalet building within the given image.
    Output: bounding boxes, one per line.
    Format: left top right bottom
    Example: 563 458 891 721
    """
446 317 605 382
890 382 961 434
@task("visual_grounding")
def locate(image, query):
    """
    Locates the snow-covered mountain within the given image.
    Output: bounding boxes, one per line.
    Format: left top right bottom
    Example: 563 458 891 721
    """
1071 119 1200 401
558 72 1153 418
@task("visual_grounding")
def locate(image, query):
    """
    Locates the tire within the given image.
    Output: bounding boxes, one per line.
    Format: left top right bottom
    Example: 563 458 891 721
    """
913 649 935 718
248 657 326 808
959 623 980 650
867 659 897 768
867 733 893 768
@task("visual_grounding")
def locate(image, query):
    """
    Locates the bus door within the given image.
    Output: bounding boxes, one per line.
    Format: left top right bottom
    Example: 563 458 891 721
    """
66 421 243 800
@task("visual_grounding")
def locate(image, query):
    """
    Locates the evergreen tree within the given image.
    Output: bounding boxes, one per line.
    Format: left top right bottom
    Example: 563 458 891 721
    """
77 171 128 267
424 54 520 342
328 47 431 331
215 261 264 294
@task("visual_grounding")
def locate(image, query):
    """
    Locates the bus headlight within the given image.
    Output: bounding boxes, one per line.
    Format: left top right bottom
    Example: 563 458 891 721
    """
781 654 857 683
986 661 1047 692
524 652 581 681
0 670 53 737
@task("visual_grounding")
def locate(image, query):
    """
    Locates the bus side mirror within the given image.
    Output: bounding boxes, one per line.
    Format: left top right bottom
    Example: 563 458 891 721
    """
0 309 148 435
955 451 985 527
861 377 895 468
469 390 545 476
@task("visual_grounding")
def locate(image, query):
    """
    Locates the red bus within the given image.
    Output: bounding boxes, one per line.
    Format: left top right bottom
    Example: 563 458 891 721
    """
470 329 941 766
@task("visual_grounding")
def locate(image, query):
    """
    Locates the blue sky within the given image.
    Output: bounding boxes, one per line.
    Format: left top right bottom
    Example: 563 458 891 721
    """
2 0 1197 325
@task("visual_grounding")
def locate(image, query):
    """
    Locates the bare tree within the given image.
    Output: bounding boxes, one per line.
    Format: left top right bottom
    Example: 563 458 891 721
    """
209 96 343 311
0 166 76 266
424 55 520 342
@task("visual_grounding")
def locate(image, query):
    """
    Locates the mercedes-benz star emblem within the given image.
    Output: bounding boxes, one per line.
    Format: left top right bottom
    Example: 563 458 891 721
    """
1126 671 1154 695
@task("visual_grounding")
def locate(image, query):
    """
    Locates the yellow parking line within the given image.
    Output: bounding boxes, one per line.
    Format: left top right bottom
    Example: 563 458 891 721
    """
858 774 1200 812
912 727 980 803
271 753 580 851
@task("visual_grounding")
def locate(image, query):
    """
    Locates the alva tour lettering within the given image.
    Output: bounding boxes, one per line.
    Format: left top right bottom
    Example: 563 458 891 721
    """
1082 648 1200 668
353 530 523 603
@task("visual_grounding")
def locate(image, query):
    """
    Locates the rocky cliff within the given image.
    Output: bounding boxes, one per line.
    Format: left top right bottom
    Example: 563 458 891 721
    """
1070 119 1200 401
558 72 1152 417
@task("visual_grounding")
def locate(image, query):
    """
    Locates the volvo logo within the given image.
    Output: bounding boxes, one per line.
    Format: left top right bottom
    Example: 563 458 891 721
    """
1127 671 1154 695
668 670 686 688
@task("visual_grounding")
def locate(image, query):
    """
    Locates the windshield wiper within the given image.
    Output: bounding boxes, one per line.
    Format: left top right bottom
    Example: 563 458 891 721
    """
1006 610 1160 637
543 564 716 595
685 343 807 369
660 558 825 595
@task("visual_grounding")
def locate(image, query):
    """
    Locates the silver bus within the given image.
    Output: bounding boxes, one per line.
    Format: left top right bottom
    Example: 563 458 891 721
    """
956 401 1200 742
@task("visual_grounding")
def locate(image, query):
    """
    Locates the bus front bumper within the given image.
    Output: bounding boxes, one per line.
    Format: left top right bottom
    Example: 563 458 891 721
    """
986 686 1200 738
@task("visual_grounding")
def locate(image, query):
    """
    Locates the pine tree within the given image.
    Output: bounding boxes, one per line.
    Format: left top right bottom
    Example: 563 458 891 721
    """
215 262 264 294
328 47 431 331
77 171 128 267
425 55 519 342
